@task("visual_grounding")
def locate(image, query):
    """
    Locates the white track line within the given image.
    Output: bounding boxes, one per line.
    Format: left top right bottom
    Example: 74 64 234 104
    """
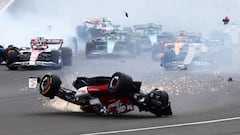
81 116 240 135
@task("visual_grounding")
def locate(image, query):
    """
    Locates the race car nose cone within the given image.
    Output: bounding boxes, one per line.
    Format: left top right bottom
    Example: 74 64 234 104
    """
177 64 187 70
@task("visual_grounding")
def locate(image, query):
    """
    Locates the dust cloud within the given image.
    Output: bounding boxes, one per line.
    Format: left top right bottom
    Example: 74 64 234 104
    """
2 0 240 114
2 0 240 46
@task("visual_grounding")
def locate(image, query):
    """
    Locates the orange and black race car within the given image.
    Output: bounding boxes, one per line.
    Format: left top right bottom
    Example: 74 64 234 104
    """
152 31 208 70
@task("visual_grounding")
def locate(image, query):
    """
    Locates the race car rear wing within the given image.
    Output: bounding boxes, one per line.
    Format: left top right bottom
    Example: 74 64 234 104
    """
103 30 129 36
30 37 64 49
84 17 111 25
134 23 162 31
84 19 101 25
173 31 202 37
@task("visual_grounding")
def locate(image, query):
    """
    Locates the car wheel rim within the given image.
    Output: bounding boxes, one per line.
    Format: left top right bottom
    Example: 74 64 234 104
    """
40 75 52 94
110 76 120 90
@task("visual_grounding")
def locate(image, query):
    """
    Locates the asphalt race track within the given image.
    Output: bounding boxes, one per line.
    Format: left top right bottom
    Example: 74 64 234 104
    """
1 51 240 135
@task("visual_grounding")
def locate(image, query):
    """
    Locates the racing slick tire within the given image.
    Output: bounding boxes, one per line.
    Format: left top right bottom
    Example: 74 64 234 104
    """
147 89 172 117
152 43 164 62
161 49 175 70
61 47 73 66
108 72 133 96
6 50 18 70
127 40 139 57
85 41 96 59
51 50 62 69
39 73 61 99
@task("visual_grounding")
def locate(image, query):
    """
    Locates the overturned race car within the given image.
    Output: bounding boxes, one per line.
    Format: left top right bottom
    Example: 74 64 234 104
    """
29 72 172 117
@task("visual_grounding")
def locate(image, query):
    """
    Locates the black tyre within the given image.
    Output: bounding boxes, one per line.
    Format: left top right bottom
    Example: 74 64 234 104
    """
51 50 62 69
163 49 175 64
85 41 96 58
152 43 164 61
127 40 138 57
108 72 133 96
6 50 18 70
161 49 175 70
39 73 61 99
61 47 72 66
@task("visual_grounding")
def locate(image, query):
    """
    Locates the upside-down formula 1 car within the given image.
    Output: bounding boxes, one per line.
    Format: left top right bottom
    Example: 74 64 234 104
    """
6 37 72 70
29 72 172 117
